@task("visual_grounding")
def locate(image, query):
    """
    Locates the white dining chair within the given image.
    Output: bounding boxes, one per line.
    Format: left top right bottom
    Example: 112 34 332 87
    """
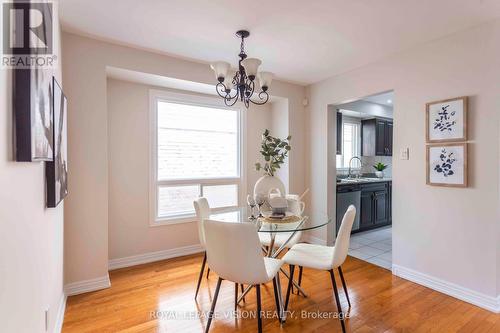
193 197 211 299
203 219 283 333
282 205 356 333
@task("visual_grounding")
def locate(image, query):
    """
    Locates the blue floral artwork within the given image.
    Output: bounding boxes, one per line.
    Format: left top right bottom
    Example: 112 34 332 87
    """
433 148 456 177
427 97 466 142
433 105 456 132
428 144 467 187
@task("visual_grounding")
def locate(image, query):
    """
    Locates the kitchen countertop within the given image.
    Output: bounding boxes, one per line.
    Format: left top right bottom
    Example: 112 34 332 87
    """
337 177 392 186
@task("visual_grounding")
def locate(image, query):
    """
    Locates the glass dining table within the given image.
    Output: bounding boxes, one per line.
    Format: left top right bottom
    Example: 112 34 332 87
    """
209 207 332 322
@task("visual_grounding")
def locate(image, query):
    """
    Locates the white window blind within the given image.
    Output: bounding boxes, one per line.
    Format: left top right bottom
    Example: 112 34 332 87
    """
157 101 238 180
151 93 242 224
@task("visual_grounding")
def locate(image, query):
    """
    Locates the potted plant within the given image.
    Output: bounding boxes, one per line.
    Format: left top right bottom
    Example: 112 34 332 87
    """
373 162 388 178
254 129 291 198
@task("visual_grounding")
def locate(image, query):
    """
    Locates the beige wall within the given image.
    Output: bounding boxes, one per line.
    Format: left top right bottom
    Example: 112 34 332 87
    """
306 20 500 298
270 98 290 192
62 32 306 282
0 23 64 333
107 79 277 259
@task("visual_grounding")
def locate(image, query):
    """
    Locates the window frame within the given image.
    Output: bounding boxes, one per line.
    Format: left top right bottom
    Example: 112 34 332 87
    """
149 90 246 226
337 117 362 170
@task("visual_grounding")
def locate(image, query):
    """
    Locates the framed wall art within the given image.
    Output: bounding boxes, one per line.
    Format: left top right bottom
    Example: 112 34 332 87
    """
14 68 54 161
426 96 467 143
426 143 467 188
46 77 68 208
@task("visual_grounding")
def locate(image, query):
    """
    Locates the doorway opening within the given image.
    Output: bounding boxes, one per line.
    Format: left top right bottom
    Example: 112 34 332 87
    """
333 91 394 270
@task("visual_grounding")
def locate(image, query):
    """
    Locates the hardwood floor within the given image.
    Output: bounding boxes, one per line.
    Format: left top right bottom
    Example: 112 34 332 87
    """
63 254 500 332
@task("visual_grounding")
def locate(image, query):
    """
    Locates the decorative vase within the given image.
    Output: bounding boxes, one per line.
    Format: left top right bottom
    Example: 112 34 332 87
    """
253 175 286 199
375 171 384 178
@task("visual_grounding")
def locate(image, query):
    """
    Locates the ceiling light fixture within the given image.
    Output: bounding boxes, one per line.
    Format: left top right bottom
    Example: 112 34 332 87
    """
210 30 274 108
387 99 392 104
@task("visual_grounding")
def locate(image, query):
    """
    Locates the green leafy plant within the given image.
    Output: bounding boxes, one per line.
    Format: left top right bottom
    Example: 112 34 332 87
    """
255 129 291 177
373 162 388 171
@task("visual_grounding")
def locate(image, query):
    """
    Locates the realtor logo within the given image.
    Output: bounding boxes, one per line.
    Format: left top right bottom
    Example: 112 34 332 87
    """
2 1 56 68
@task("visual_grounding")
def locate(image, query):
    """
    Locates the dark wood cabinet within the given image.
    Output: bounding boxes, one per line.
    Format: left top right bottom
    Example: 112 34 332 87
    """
375 119 386 156
336 111 342 155
387 181 392 222
385 122 393 156
374 190 388 224
360 191 374 229
361 118 393 156
358 181 391 232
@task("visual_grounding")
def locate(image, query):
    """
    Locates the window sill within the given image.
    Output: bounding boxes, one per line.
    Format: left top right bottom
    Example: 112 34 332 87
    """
150 216 197 227
149 206 239 227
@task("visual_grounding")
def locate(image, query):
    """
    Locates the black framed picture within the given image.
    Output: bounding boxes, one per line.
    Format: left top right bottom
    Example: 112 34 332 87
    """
46 77 68 208
14 68 54 161
12 0 54 161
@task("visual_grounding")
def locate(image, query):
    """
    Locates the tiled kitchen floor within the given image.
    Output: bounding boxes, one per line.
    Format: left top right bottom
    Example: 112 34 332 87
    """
348 226 392 270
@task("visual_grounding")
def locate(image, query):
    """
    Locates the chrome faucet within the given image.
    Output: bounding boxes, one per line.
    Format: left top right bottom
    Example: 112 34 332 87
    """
348 156 362 179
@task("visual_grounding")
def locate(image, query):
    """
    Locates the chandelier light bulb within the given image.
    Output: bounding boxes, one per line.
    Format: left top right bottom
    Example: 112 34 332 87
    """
210 61 230 82
241 58 262 80
258 72 274 91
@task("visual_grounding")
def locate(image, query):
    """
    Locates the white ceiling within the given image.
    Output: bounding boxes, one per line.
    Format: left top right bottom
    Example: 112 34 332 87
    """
362 91 394 107
59 0 500 84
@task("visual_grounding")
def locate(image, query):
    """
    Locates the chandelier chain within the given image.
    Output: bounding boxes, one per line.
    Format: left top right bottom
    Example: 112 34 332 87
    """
240 36 245 55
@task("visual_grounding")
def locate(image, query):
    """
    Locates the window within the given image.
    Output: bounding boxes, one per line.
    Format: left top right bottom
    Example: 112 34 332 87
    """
336 120 361 169
150 91 243 225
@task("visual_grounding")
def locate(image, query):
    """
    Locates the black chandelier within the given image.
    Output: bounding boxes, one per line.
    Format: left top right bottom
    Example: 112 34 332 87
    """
210 30 274 108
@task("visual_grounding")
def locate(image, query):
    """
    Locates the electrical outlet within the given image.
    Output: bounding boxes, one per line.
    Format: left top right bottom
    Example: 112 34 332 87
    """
400 148 409 160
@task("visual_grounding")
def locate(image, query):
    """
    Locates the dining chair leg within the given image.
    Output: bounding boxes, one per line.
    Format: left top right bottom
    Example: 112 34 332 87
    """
272 277 281 321
205 277 222 333
240 284 245 302
329 269 346 333
195 252 207 299
338 266 351 308
206 267 210 279
256 284 263 333
284 265 295 312
234 283 238 311
296 266 303 294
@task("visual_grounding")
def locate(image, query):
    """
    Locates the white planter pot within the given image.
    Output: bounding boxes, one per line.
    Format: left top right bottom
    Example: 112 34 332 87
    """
253 175 286 199
375 171 384 178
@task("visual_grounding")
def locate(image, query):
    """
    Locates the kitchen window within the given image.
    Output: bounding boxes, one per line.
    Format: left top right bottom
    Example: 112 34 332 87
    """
150 91 243 225
336 120 361 169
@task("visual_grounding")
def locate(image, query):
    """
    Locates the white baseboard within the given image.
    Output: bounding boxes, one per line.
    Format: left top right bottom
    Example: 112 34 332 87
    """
53 292 67 333
64 274 111 297
302 234 327 246
108 244 204 270
392 264 500 313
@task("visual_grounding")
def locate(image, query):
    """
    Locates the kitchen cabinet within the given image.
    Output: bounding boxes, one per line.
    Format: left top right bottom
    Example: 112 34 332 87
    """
336 111 342 155
387 181 392 221
374 190 388 224
385 121 393 156
360 190 374 229
336 180 392 234
358 181 391 232
361 118 393 156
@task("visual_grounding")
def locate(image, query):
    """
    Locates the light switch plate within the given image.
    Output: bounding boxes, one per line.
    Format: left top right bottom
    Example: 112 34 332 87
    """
400 148 409 160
